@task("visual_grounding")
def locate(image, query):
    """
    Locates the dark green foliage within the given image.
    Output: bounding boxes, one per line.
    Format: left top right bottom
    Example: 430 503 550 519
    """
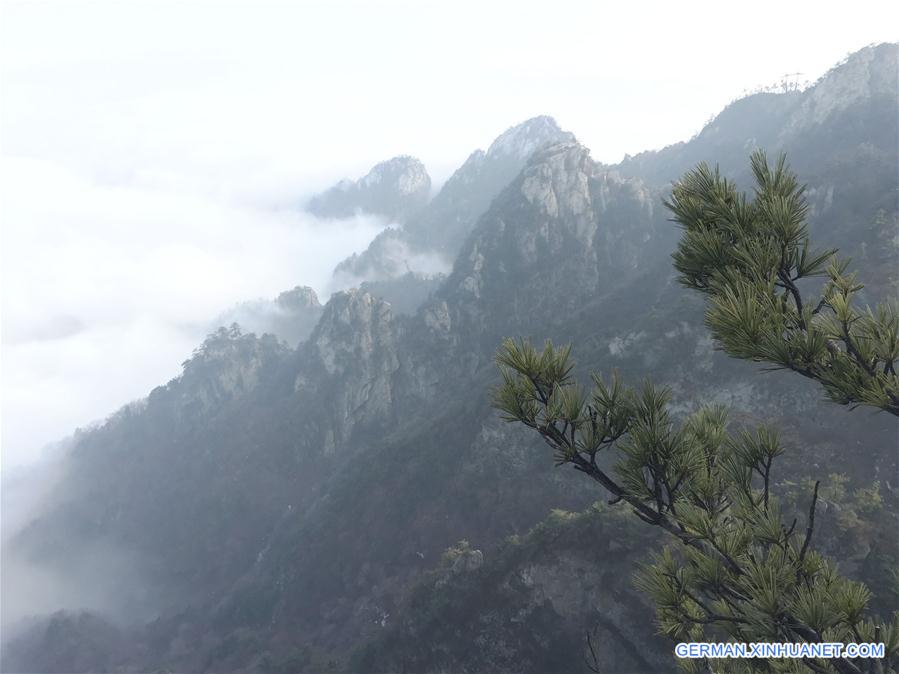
667 152 899 415
494 338 899 673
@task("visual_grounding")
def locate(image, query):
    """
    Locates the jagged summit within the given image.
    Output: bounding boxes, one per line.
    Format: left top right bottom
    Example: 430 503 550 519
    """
306 155 431 223
310 288 393 347
306 288 396 378
486 115 576 159
336 116 578 280
434 137 659 340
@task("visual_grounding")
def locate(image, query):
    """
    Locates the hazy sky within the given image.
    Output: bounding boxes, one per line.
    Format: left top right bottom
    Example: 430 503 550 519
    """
1 0 897 468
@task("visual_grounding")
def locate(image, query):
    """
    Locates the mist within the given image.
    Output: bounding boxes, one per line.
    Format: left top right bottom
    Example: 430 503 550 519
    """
1 154 388 468
0 441 153 637
1 1 897 671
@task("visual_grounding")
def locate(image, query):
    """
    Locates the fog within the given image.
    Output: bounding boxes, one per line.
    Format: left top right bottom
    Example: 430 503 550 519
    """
0 3 897 671
1 156 387 467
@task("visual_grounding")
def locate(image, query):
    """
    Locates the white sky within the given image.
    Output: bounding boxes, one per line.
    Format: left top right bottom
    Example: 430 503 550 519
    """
1 0 897 468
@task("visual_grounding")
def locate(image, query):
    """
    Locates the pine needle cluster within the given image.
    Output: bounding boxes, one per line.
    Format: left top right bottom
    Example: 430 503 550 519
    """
667 151 898 415
494 338 897 673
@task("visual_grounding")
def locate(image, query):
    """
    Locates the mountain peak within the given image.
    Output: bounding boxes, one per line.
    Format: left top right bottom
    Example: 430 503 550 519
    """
275 286 321 311
306 156 431 222
787 42 898 131
486 116 576 160
359 156 430 195
379 117 578 262
297 289 400 448
308 289 396 376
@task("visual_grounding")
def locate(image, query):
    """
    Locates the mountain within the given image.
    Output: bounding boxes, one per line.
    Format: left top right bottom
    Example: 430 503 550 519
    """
3 43 897 674
619 42 898 187
616 41 899 295
306 156 431 223
334 115 575 284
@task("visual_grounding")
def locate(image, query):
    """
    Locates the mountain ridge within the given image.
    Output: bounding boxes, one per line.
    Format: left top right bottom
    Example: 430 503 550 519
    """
3 43 897 674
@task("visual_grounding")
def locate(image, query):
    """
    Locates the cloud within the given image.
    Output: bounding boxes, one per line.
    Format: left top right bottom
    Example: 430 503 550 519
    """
1 155 386 469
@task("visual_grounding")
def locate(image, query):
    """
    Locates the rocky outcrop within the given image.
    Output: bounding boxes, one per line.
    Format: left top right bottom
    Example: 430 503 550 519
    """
306 156 431 223
295 290 400 453
403 116 577 257
165 326 289 419
437 140 662 342
304 290 397 380
486 114 577 160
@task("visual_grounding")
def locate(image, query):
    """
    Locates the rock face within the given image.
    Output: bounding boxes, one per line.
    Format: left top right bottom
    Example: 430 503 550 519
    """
4 44 898 674
305 290 397 380
436 141 663 347
297 290 400 453
306 156 431 223
168 326 289 419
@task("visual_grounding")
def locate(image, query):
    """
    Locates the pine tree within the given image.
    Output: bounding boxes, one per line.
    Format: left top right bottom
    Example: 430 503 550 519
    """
493 153 899 673
667 151 898 416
